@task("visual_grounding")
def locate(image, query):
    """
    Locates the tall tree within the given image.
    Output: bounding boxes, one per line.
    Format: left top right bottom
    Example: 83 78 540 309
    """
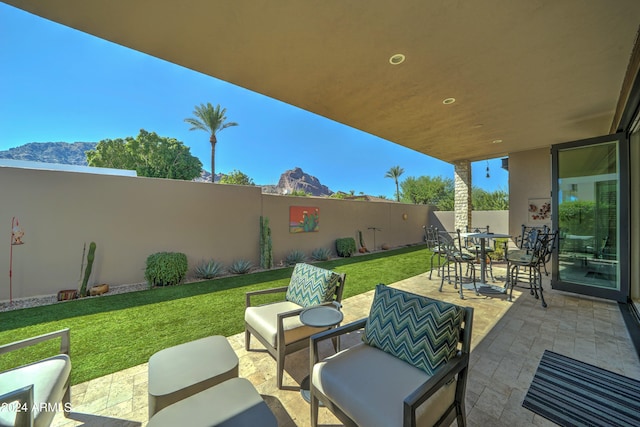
219 169 255 185
86 129 202 180
184 103 238 181
385 165 405 202
400 175 455 210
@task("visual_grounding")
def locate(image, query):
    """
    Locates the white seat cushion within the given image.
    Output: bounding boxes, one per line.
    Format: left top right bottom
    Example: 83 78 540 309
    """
245 301 328 347
0 355 71 427
312 343 456 427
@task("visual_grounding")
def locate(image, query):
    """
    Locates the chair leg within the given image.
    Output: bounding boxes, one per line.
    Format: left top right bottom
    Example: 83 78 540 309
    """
535 268 547 308
245 329 251 351
277 348 285 389
456 263 465 299
310 392 320 427
470 265 479 296
429 253 435 279
63 379 71 417
508 264 517 302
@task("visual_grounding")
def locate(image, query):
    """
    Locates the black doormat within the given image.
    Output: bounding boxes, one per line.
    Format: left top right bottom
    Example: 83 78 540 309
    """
523 350 640 427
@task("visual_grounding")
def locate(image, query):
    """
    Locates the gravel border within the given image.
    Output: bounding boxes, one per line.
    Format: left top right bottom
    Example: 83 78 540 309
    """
0 283 149 313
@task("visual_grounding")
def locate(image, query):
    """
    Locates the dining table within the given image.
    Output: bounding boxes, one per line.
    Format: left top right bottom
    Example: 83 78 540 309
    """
460 231 511 293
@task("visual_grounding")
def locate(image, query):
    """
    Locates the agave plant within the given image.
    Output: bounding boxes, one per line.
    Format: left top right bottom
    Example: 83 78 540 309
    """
285 250 306 266
228 259 253 274
193 259 224 279
311 247 332 261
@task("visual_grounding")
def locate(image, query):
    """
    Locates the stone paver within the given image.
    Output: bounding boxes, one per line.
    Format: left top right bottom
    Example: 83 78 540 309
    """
52 265 640 426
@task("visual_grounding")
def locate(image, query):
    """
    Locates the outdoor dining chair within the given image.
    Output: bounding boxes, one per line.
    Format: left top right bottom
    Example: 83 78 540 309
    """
439 230 479 299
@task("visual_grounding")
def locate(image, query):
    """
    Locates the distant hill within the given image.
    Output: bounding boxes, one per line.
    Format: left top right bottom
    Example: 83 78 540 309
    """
0 142 334 195
0 142 97 165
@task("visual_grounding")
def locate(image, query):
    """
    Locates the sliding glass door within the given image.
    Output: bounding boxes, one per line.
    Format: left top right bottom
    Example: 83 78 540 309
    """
551 133 629 302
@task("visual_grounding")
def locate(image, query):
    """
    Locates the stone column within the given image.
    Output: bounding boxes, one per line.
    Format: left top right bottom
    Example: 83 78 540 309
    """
454 160 472 232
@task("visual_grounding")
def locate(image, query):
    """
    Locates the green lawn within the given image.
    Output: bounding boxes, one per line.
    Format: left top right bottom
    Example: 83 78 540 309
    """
0 245 436 385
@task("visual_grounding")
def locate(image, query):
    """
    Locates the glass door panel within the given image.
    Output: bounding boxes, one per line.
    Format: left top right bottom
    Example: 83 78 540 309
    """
552 134 628 301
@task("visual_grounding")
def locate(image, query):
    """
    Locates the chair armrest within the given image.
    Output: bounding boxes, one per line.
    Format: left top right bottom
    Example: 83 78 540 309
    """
310 318 367 365
0 328 70 356
402 353 469 426
245 286 289 307
0 385 34 426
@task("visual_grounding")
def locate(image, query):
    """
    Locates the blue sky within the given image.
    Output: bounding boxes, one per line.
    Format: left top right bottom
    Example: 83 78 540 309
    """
0 4 507 198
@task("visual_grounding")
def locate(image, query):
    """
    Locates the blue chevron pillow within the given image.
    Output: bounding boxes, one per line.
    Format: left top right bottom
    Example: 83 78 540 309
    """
362 284 465 375
285 263 340 308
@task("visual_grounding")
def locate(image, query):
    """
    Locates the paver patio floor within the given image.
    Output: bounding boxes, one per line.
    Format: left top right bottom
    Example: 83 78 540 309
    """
52 265 640 426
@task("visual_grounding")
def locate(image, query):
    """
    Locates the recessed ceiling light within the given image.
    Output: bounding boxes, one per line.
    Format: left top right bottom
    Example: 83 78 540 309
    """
389 54 405 65
492 139 503 144
442 98 456 105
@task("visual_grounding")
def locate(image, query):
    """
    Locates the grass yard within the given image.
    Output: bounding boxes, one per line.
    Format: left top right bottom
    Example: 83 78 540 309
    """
0 245 436 385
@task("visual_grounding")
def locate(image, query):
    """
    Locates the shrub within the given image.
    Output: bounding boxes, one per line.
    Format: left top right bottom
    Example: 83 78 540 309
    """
311 247 332 261
335 237 356 257
285 250 306 265
228 259 253 274
145 252 188 288
193 259 224 279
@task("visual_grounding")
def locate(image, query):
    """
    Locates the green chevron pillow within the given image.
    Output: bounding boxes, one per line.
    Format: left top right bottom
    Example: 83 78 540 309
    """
363 284 465 375
285 263 340 308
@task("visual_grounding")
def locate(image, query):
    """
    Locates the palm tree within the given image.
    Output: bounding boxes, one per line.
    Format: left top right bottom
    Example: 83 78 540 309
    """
184 103 238 181
385 165 405 202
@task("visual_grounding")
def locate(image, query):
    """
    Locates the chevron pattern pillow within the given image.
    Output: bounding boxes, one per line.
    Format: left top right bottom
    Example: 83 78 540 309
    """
363 284 465 375
285 263 340 308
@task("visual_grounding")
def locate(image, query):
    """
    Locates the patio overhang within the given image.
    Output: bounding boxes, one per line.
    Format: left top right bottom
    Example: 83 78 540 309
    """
4 0 640 163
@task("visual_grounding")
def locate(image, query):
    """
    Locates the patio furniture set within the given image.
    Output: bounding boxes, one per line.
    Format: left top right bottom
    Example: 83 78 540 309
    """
1 261 476 426
426 224 558 308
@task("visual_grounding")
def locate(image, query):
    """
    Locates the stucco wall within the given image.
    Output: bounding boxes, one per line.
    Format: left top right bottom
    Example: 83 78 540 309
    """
430 210 509 235
507 148 552 238
0 167 431 300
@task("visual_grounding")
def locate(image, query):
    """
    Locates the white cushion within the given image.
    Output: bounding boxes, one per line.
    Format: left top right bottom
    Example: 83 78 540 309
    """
245 301 328 347
312 343 456 427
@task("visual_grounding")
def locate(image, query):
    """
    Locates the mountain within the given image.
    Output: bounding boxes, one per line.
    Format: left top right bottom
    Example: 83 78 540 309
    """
0 142 97 165
274 167 333 196
0 142 334 196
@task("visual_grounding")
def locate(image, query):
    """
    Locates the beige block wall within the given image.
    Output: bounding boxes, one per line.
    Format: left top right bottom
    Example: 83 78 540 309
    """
0 167 431 300
430 210 509 235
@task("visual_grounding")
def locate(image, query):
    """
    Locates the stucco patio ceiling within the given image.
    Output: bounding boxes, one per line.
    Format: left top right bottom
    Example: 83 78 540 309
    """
5 0 640 163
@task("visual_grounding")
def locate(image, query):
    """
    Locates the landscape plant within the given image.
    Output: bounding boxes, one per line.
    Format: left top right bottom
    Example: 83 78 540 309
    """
0 246 429 386
193 259 224 279
78 242 96 297
285 250 306 265
259 216 273 269
311 247 332 261
335 237 356 257
144 252 188 287
228 259 253 274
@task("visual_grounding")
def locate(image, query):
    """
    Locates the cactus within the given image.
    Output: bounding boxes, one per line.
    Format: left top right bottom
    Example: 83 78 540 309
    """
259 216 273 269
79 242 96 297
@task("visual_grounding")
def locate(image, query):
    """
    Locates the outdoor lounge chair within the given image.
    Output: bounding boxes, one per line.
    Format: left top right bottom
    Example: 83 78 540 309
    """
0 329 71 427
310 284 473 427
244 263 346 389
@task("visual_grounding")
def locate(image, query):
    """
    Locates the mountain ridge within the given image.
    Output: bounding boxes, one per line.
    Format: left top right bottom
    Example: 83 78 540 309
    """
0 142 333 196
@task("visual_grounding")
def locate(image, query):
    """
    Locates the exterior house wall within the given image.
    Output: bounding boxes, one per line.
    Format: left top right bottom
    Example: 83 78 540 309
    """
0 167 431 300
507 148 552 238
